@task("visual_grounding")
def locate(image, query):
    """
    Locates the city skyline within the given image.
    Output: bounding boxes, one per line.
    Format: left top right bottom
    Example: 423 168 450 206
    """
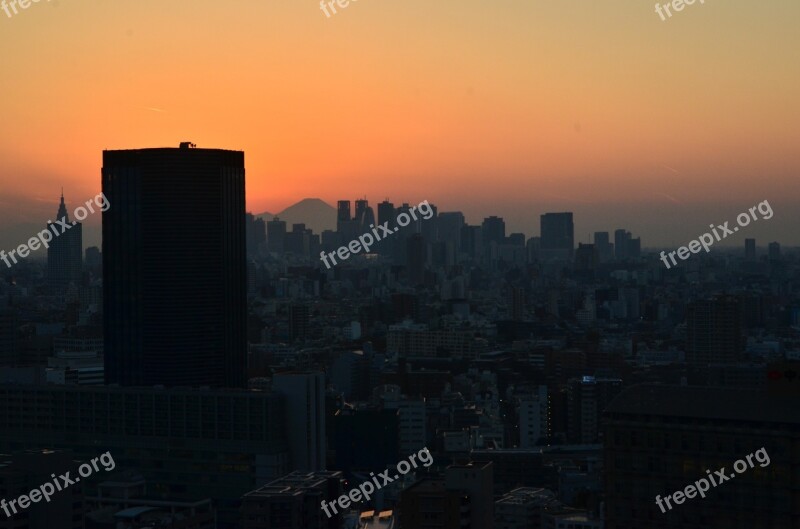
0 190 792 257
1 2 798 527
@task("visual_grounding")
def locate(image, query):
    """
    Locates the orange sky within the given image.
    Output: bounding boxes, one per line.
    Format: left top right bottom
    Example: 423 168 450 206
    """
1 0 799 245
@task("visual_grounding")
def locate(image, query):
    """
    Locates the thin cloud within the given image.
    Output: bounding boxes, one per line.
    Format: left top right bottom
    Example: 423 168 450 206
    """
656 192 682 204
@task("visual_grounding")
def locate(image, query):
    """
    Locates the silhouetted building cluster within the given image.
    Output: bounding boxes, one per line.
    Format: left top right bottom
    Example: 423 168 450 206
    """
1 143 798 529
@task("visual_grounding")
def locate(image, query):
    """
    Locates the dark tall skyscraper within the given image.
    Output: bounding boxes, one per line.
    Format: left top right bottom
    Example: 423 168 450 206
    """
686 295 743 366
420 202 438 242
102 144 246 387
354 198 369 225
376 200 396 255
245 212 266 256
438 211 464 255
461 224 482 260
593 231 614 262
613 229 640 260
361 206 376 231
337 199 358 242
377 200 395 226
407 233 427 285
0 309 17 366
745 238 756 261
481 216 506 247
85 246 101 271
285 223 310 257
768 241 781 260
336 200 353 233
47 193 83 289
540 212 574 260
567 375 622 443
267 217 287 253
614 229 629 260
627 235 641 258
337 200 351 226
574 243 599 273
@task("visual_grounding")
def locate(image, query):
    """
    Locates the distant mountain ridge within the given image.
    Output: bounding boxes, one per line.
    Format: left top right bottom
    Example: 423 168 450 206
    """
256 198 336 235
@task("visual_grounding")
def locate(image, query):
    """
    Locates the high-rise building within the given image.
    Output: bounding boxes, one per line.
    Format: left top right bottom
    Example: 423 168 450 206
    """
509 286 525 321
574 243 599 273
540 213 574 260
47 192 83 289
0 309 17 366
337 200 351 224
407 233 427 285
377 200 395 226
419 202 438 242
376 200 396 255
567 376 622 444
354 199 369 226
267 217 287 253
102 144 246 388
285 224 311 257
686 295 743 366
437 212 464 244
245 212 267 256
362 206 376 231
435 211 464 262
272 372 327 471
289 303 310 342
482 216 506 247
461 225 483 260
518 386 548 448
768 241 781 260
84 245 101 271
384 398 427 457
627 235 641 258
593 232 613 262
336 200 359 242
604 384 798 529
526 236 541 262
745 238 756 261
320 230 338 253
613 229 629 260
611 229 641 259
329 350 371 401
506 233 525 246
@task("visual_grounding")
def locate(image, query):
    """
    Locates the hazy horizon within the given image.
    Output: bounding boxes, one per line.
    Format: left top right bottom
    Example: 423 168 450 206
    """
1 192 792 255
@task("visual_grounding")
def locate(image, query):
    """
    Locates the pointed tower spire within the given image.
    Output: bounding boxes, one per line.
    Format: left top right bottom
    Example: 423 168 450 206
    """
56 190 70 223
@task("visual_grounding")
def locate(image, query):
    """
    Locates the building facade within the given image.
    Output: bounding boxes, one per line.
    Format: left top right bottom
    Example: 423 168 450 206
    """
102 144 247 387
